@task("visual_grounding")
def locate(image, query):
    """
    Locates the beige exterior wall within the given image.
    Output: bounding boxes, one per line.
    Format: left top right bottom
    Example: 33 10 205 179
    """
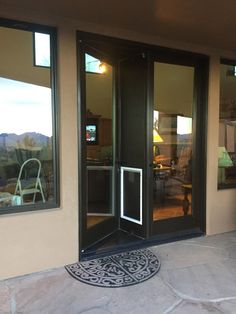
206 56 236 235
0 10 79 280
0 4 236 280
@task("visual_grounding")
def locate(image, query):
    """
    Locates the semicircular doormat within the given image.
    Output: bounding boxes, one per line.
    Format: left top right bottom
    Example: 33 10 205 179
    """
65 249 160 288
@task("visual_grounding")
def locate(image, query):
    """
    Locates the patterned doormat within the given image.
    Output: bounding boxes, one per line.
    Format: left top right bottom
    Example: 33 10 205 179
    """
65 249 160 288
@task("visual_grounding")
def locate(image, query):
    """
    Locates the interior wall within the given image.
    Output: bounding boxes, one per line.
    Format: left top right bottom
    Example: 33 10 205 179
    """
0 27 50 87
88 61 194 119
86 65 113 118
0 3 235 279
154 62 194 117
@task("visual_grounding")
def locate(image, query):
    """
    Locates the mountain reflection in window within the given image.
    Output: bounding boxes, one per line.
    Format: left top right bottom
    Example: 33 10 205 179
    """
0 77 54 207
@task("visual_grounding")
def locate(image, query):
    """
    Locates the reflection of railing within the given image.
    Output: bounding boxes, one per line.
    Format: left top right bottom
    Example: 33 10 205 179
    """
40 160 54 201
0 159 54 203
15 148 41 165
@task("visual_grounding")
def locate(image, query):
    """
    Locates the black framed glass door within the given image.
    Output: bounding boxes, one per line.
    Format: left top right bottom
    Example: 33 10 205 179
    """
79 44 119 250
78 31 207 256
150 54 208 235
78 38 149 251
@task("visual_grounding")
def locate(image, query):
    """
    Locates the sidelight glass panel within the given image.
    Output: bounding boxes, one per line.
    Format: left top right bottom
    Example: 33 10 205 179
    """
85 54 114 228
153 62 194 221
0 23 58 212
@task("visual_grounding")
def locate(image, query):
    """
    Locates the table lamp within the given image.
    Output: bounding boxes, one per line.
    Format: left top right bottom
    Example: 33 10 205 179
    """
153 128 163 157
218 146 233 183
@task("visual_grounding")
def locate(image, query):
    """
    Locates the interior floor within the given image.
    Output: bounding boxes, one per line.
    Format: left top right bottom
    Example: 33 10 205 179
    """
87 215 110 228
153 205 192 220
87 201 192 228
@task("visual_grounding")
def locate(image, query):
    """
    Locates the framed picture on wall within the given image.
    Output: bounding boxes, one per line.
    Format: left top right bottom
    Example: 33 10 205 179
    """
86 117 99 145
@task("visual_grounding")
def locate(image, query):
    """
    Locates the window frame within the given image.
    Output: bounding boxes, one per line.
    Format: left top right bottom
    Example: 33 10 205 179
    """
0 17 60 214
218 58 236 190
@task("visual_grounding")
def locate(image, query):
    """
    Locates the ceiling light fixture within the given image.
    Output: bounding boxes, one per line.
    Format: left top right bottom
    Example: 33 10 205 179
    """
99 61 107 74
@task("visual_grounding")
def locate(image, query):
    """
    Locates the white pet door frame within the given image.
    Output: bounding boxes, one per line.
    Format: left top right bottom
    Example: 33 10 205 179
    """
120 166 143 225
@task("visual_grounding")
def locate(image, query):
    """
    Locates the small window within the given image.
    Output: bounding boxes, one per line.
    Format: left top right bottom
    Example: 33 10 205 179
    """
34 32 50 67
218 60 236 188
85 53 106 74
0 19 59 214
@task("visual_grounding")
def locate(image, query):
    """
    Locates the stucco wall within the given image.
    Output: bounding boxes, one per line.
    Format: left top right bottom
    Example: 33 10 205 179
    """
0 4 236 280
207 56 236 235
0 13 79 280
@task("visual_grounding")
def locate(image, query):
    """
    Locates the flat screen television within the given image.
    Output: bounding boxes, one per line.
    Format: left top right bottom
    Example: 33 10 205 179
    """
86 124 98 144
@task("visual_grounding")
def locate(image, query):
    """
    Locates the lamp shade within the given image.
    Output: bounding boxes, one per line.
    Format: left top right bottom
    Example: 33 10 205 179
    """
153 129 163 143
218 147 233 167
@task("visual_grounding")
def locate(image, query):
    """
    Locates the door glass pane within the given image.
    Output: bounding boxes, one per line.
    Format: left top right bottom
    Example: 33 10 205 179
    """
85 54 114 228
153 62 194 221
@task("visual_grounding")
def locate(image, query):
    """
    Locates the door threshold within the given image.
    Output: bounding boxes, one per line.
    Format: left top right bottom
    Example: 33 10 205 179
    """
81 229 145 260
80 228 205 261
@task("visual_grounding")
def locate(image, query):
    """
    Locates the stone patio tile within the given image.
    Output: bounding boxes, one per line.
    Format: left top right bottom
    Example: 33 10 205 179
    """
6 268 113 314
216 299 236 313
0 282 11 314
160 259 236 300
105 276 180 314
229 243 236 260
185 231 236 249
170 301 223 314
152 242 227 271
4 267 179 314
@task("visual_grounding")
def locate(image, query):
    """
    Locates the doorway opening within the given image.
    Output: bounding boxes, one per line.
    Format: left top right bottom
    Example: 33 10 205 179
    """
78 32 208 259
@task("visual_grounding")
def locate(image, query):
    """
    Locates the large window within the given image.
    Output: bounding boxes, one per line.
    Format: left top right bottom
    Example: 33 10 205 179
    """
0 19 58 213
218 60 236 188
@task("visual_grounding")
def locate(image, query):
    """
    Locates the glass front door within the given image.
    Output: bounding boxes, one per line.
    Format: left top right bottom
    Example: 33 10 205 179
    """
78 32 207 255
151 58 207 235
153 62 194 222
80 49 119 249
85 53 115 230
79 41 148 251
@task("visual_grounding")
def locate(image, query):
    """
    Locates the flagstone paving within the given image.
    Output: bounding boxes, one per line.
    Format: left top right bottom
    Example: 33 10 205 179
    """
1 231 236 313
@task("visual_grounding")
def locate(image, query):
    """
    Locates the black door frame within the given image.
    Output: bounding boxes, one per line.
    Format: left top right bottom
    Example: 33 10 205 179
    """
77 31 208 259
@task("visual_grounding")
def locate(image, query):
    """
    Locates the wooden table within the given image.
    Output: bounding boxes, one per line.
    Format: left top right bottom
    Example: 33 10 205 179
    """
153 166 171 203
181 184 192 215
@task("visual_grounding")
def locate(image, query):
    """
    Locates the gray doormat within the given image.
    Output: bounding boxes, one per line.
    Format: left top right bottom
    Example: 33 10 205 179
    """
65 249 160 288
